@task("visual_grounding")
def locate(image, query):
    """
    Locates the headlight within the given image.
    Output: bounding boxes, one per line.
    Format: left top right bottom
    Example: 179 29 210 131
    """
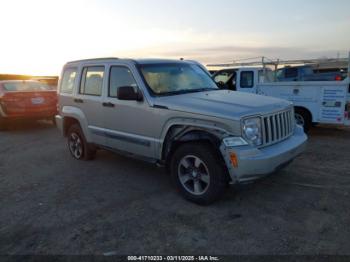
243 117 262 146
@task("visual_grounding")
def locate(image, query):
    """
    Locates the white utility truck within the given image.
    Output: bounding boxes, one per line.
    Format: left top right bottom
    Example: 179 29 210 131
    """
211 55 350 131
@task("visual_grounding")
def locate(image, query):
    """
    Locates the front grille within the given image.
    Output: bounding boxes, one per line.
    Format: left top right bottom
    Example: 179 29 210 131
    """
262 109 294 146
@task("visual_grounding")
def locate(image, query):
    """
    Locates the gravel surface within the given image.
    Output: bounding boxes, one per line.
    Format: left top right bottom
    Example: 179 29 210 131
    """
0 121 349 255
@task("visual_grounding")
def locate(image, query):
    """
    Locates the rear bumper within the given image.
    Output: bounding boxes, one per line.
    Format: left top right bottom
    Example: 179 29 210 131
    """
0 113 56 120
0 106 56 119
221 125 307 184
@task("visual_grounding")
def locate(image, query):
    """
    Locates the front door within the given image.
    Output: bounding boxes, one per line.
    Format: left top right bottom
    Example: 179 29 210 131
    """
102 65 158 158
236 70 257 94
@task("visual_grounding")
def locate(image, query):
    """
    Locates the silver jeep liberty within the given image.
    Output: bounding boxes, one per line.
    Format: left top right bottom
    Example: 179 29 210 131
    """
56 58 307 205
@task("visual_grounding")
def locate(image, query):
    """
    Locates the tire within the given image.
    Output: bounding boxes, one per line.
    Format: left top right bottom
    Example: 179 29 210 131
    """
51 116 57 126
0 116 7 131
67 124 96 161
295 108 311 133
170 142 228 205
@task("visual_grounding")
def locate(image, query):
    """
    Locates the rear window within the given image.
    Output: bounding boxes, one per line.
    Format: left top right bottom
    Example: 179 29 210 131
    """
3 82 51 92
60 68 77 94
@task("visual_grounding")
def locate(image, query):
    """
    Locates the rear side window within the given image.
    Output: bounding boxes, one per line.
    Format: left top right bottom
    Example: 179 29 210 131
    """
109 66 138 97
80 66 105 96
60 68 77 94
240 71 254 88
285 68 298 78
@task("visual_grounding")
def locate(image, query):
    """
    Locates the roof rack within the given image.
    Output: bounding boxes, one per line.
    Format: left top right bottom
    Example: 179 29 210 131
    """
207 56 349 69
67 57 119 64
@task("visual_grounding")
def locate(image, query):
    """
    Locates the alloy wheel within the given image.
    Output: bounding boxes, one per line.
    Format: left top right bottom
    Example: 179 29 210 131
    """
178 155 210 195
69 133 83 159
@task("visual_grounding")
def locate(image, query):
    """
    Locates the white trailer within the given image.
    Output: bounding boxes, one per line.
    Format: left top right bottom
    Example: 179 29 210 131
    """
211 55 350 131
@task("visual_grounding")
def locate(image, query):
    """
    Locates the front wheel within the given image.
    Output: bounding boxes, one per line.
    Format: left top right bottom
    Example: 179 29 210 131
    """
295 108 311 133
67 124 96 160
170 143 228 205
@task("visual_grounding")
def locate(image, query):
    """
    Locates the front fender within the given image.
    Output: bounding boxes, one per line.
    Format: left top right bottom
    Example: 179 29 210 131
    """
158 117 235 160
159 117 233 143
61 106 92 142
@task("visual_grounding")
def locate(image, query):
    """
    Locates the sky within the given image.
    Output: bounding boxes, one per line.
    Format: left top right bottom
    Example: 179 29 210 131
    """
0 0 349 75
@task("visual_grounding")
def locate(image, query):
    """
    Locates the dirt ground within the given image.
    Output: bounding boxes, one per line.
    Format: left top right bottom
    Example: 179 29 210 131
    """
0 121 349 255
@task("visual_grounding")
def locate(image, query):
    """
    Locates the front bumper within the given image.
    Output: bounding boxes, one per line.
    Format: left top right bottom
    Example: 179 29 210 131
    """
221 125 307 184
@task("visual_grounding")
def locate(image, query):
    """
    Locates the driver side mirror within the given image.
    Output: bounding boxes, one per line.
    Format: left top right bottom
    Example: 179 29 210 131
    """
117 86 143 101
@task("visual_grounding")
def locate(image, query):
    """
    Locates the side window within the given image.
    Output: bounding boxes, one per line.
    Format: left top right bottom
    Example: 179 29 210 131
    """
240 71 254 88
109 66 138 98
214 71 235 84
276 69 284 80
60 68 77 94
80 66 105 96
285 68 298 78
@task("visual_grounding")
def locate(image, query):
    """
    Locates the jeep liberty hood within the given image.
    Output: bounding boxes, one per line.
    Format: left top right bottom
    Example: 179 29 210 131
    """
154 90 292 120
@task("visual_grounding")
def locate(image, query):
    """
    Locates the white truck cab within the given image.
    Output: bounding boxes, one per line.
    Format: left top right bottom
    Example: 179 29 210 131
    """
213 66 350 131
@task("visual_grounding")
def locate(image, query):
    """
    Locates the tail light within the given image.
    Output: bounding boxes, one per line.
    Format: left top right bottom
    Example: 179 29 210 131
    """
335 75 342 81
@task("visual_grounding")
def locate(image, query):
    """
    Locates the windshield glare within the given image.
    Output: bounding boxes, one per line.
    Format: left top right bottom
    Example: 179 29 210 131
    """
139 63 218 95
3 81 51 92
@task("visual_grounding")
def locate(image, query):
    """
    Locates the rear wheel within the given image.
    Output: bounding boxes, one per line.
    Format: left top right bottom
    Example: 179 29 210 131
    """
170 143 228 205
67 124 96 160
51 116 56 126
0 116 7 131
295 108 311 133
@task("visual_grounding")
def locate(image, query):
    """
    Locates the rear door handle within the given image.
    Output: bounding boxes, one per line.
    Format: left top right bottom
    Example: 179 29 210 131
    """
74 98 84 103
102 102 115 108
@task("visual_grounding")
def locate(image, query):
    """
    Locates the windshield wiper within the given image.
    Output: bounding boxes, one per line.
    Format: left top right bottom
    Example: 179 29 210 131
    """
192 87 217 93
156 87 218 97
165 88 217 96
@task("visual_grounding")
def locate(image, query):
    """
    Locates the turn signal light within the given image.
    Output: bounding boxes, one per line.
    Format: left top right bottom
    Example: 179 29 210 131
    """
230 153 238 168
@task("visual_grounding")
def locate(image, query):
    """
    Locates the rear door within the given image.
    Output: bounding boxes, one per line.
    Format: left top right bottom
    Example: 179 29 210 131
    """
74 65 107 146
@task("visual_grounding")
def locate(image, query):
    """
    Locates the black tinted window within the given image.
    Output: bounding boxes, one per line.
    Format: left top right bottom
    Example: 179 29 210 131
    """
285 68 298 78
240 71 254 88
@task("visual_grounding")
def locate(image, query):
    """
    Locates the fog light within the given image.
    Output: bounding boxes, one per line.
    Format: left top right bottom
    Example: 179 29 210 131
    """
230 153 238 168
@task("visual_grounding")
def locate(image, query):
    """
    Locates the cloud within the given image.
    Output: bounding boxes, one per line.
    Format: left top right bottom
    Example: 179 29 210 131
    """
122 44 349 65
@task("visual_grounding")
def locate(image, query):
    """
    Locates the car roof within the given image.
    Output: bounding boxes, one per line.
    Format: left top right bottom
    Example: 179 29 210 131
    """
65 57 196 66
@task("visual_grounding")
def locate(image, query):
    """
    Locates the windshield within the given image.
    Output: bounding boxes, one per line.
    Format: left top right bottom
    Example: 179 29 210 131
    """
139 63 218 96
3 81 52 92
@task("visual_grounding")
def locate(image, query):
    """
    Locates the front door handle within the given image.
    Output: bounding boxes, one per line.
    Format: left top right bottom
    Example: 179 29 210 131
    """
74 98 84 103
102 102 115 108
